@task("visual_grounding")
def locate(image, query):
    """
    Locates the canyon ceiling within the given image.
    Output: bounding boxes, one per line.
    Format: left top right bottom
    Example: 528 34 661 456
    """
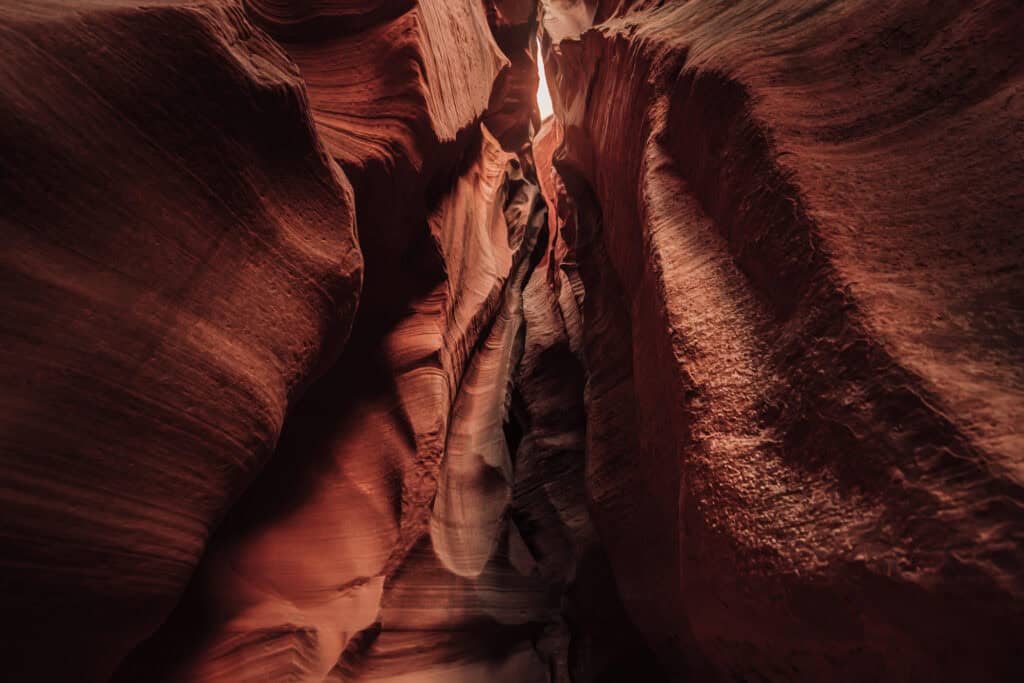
1 0 1022 681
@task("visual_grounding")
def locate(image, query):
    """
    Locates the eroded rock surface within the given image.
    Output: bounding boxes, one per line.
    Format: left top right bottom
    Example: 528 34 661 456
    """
1 0 1022 681
539 0 1024 680
0 2 361 678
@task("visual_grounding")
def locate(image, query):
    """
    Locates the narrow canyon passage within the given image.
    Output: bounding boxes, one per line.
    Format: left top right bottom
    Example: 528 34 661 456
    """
1 1 1022 682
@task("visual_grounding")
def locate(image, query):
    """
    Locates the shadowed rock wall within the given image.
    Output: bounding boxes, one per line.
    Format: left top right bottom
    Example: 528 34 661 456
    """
1 0 1022 681
537 0 1024 680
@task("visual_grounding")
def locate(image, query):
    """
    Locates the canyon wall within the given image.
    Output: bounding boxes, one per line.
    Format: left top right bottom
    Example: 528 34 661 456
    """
0 3 362 677
538 0 1024 680
1 0 1022 681
1 0 638 680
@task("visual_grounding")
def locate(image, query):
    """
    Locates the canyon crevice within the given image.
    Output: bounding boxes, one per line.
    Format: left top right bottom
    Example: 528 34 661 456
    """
1 1 1022 681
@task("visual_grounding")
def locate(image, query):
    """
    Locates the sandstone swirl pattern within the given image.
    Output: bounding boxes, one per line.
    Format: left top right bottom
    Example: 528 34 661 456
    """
1 1 1022 682
539 0 1023 680
0 2 361 679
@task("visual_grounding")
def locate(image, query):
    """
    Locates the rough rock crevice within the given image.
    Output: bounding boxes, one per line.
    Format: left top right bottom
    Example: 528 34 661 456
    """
1 0 1022 681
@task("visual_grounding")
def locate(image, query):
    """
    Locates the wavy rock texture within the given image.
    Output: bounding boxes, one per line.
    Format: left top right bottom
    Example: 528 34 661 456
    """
117 124 548 682
539 0 1024 680
107 0 640 677
2 0 1023 681
0 2 361 679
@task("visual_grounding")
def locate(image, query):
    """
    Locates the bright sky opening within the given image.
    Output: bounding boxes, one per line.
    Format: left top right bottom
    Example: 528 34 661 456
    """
536 38 554 120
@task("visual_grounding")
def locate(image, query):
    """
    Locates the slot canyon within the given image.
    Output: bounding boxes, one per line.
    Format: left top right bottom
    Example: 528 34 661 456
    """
0 0 1022 681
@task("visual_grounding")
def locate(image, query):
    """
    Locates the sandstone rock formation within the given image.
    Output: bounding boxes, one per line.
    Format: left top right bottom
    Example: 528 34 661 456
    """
1 0 1022 681
539 0 1024 680
0 3 361 678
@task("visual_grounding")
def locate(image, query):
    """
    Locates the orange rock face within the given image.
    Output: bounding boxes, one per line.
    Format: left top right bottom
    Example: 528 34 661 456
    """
539 0 1024 680
1 0 1022 682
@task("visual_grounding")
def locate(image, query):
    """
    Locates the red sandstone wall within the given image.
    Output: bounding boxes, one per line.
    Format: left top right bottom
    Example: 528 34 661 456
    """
1 1 1021 681
538 0 1024 680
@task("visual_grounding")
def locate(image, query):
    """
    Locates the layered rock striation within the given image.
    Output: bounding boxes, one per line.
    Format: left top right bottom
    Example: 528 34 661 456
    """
2 0 636 680
1 0 1022 682
0 3 361 678
538 0 1024 680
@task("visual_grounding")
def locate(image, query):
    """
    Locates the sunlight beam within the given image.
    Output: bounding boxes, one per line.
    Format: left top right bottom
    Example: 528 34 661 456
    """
536 38 554 120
